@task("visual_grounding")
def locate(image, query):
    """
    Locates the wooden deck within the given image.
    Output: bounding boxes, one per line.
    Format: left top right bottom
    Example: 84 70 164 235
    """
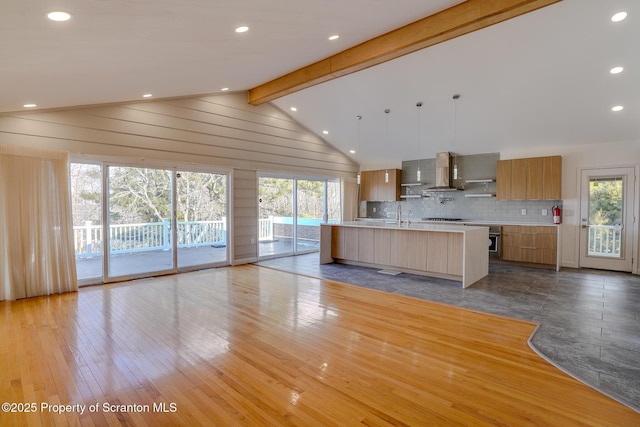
1 265 638 426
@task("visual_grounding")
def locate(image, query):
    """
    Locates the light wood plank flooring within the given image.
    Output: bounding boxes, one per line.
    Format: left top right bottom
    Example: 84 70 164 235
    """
1 265 638 426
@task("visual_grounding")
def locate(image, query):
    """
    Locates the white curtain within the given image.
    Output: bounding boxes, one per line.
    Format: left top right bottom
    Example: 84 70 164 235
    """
0 145 78 301
341 177 359 222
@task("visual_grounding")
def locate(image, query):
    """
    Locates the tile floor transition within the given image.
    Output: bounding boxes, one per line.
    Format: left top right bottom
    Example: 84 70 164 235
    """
257 253 640 413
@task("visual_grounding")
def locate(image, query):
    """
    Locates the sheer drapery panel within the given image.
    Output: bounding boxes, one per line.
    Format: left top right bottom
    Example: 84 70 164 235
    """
0 145 77 301
342 177 358 222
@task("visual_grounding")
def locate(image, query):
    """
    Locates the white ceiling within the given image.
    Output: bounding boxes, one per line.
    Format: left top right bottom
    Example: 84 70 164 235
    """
2 0 638 167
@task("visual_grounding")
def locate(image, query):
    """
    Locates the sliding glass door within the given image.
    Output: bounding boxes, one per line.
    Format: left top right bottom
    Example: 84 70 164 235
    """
258 177 294 258
258 174 341 260
70 163 103 284
176 171 228 268
295 179 325 253
71 163 229 284
107 166 174 279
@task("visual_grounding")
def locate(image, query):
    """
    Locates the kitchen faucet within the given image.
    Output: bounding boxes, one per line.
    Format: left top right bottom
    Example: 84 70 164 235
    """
396 203 402 225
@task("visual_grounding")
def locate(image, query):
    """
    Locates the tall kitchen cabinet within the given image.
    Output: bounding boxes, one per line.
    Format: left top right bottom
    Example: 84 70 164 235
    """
496 156 561 200
359 169 401 201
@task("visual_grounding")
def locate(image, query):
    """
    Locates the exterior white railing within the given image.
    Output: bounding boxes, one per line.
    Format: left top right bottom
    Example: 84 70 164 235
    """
588 224 622 257
74 216 327 257
258 217 274 241
74 220 226 258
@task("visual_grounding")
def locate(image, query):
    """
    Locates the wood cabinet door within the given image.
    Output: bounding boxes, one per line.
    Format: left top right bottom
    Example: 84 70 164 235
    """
426 232 449 274
373 229 391 265
496 160 512 200
447 234 464 276
358 228 375 263
407 232 428 271
359 171 375 201
542 156 562 200
389 230 408 268
390 169 401 201
510 158 528 200
526 157 544 200
331 227 345 259
376 170 387 201
344 227 359 260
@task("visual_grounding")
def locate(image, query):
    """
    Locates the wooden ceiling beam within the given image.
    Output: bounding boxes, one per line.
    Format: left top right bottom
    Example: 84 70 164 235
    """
248 0 562 105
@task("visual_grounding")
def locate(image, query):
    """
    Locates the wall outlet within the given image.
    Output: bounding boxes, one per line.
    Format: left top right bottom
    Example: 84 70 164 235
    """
542 209 548 216
251 237 256 244
521 208 527 215
373 207 377 213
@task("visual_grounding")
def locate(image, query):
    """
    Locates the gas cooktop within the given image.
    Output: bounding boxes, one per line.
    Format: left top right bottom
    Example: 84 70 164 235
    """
422 217 463 222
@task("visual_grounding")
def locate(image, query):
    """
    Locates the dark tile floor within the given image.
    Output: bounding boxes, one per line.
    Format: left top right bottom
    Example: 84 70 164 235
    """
257 253 640 413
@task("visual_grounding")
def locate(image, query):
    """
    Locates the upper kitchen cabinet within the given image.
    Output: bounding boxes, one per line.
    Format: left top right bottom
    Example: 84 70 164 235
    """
496 155 561 200
359 169 401 202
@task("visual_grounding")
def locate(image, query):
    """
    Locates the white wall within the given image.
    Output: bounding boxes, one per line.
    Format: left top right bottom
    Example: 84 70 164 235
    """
501 140 640 271
0 92 359 263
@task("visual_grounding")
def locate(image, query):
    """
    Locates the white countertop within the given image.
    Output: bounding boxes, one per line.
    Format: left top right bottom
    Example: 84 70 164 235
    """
325 221 487 233
354 218 559 227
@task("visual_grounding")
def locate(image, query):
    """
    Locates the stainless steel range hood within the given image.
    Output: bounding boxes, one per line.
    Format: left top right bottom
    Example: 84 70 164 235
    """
425 152 459 192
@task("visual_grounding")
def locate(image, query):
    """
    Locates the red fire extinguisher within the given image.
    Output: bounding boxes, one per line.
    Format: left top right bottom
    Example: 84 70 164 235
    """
552 205 561 224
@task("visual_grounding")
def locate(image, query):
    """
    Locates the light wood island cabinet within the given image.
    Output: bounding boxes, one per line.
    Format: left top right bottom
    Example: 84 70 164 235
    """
321 222 488 288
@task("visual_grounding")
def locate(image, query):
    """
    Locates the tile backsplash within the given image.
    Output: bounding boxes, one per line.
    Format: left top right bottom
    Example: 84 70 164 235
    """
364 194 562 224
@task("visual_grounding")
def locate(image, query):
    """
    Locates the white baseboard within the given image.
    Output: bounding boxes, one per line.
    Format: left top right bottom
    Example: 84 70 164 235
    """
232 257 258 265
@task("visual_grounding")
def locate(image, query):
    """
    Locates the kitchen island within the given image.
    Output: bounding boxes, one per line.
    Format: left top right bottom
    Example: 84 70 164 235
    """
320 222 489 288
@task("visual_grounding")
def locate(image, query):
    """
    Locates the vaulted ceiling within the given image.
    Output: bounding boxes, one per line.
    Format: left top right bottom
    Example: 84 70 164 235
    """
2 0 638 167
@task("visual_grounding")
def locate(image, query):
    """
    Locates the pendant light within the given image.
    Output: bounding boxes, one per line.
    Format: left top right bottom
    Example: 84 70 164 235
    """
416 102 423 182
356 115 362 185
384 108 390 183
452 94 460 180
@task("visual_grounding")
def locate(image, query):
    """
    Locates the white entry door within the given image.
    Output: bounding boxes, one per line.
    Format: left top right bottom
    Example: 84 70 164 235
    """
579 167 636 272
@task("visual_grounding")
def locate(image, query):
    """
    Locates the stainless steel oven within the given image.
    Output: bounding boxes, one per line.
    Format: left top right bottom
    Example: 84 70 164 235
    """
488 233 500 253
488 226 500 253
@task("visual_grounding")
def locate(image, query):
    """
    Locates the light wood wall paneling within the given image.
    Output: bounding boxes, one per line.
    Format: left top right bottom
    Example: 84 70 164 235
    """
95 102 348 160
0 93 358 177
233 169 258 263
1 113 354 174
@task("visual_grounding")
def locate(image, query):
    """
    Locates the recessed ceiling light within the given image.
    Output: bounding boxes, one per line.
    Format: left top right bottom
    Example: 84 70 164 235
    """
290 107 297 112
612 105 624 112
610 66 624 74
349 150 356 154
322 130 329 135
221 87 229 91
47 11 72 22
328 35 339 41
611 11 628 22
142 93 153 98
235 26 249 33
23 103 37 108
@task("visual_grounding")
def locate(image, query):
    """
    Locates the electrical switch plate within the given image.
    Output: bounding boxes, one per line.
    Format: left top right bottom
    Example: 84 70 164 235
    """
521 209 527 215
373 207 377 213
542 209 548 216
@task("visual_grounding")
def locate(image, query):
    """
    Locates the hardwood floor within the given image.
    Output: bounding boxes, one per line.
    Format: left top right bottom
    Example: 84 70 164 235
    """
1 265 638 426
